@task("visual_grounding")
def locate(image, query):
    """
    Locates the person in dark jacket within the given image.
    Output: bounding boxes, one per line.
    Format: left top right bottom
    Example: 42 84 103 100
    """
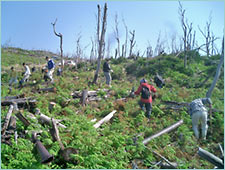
134 78 157 120
103 59 113 87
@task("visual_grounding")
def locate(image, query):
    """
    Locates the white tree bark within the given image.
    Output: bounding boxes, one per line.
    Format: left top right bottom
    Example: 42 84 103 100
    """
94 110 117 128
206 37 224 98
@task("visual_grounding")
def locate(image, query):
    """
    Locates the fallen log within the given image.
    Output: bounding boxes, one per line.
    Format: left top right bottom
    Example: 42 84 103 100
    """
2 105 14 136
50 118 78 163
93 110 117 129
8 116 17 133
35 109 66 128
162 101 189 107
1 97 36 108
38 87 56 93
198 147 224 169
218 143 224 158
2 94 25 100
159 161 178 169
50 118 64 149
16 111 31 127
143 120 183 145
88 96 101 101
32 131 54 164
144 146 177 169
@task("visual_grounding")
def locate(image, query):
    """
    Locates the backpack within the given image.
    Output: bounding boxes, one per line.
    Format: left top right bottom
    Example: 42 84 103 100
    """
154 74 165 88
48 59 55 69
141 85 151 99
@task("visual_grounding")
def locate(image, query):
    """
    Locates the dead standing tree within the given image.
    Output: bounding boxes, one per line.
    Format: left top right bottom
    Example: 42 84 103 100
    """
178 2 195 68
198 14 219 57
129 30 136 58
206 37 224 98
92 3 107 84
122 17 128 58
51 19 63 73
146 41 153 58
114 13 120 58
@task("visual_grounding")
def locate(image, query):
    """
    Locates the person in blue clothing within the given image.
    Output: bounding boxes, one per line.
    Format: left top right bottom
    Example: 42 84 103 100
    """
45 56 55 83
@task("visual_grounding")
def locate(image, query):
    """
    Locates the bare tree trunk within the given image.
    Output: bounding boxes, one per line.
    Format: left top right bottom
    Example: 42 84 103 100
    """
15 112 31 127
97 5 101 45
35 109 66 128
143 119 183 145
2 105 14 136
93 3 107 84
198 14 215 57
206 37 224 98
129 30 136 57
93 110 117 128
90 38 95 62
122 17 128 58
198 147 224 169
114 13 120 58
178 2 194 68
51 19 63 73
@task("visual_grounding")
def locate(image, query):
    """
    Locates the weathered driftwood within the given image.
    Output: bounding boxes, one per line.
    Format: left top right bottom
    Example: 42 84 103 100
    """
145 146 177 169
198 147 224 169
94 110 117 128
38 87 56 93
35 109 66 128
143 120 183 145
16 112 31 127
2 105 14 136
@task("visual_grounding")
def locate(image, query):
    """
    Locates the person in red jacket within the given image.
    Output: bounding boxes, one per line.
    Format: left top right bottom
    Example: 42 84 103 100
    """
134 78 157 120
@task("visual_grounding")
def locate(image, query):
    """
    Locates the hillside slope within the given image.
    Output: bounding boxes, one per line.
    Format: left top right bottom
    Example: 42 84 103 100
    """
1 48 224 169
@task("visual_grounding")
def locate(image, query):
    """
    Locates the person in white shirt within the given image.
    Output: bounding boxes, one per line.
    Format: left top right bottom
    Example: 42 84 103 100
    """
19 62 31 87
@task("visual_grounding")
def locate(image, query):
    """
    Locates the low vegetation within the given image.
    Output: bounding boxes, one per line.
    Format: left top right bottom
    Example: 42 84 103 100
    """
1 47 224 169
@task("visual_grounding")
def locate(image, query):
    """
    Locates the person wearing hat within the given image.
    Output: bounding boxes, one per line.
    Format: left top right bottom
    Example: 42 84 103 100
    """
134 78 157 121
19 63 31 87
46 56 55 83
103 58 113 87
188 98 212 140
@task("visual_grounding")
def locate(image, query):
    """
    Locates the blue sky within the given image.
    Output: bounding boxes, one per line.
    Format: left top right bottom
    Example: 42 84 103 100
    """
1 1 224 58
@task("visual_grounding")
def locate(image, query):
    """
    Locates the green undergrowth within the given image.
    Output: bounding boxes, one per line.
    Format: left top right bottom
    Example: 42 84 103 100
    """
1 48 224 169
